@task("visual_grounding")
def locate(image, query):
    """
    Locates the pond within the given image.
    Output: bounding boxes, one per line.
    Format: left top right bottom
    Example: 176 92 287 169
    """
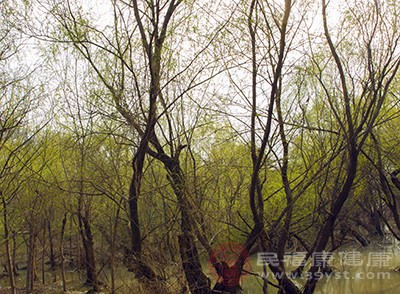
238 243 400 293
2 244 400 293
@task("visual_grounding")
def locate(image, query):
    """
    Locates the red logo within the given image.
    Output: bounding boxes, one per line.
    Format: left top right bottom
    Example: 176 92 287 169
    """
209 242 252 287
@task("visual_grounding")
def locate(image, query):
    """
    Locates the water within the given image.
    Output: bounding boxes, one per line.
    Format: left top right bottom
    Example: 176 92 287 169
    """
2 244 400 293
314 245 400 294
240 244 400 293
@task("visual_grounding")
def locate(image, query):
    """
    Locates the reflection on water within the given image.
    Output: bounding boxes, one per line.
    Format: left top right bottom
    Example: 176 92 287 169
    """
314 244 400 294
241 243 400 293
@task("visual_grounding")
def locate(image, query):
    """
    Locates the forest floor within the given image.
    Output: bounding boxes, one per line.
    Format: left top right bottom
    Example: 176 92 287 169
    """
0 287 92 294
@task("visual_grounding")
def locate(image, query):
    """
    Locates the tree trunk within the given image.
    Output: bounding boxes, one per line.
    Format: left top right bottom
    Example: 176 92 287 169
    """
128 166 142 256
110 199 122 294
2 195 17 294
26 232 37 294
42 223 46 285
125 151 163 285
12 231 18 277
78 208 99 292
163 156 211 294
303 151 358 294
60 213 67 292
47 219 56 271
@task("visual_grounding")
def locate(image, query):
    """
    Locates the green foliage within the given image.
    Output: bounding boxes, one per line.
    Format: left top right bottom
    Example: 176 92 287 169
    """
1 0 400 292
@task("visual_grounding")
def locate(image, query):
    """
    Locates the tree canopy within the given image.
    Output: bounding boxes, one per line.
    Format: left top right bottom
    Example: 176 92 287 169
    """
1 1 400 293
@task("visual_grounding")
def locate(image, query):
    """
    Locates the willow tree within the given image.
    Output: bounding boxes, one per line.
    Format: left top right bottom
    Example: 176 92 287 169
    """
43 0 223 292
0 6 40 292
245 0 302 293
207 0 309 292
302 0 400 292
215 0 400 293
368 110 400 241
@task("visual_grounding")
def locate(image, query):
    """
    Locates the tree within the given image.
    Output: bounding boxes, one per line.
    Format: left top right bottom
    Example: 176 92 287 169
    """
367 110 400 241
0 5 42 292
244 0 302 292
44 0 226 292
302 0 400 292
7 0 400 293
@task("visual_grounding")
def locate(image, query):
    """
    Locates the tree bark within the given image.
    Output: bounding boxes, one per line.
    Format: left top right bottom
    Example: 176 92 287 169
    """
162 155 211 294
77 207 99 292
303 150 358 294
2 194 17 294
60 213 67 292
26 231 38 294
47 219 56 271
